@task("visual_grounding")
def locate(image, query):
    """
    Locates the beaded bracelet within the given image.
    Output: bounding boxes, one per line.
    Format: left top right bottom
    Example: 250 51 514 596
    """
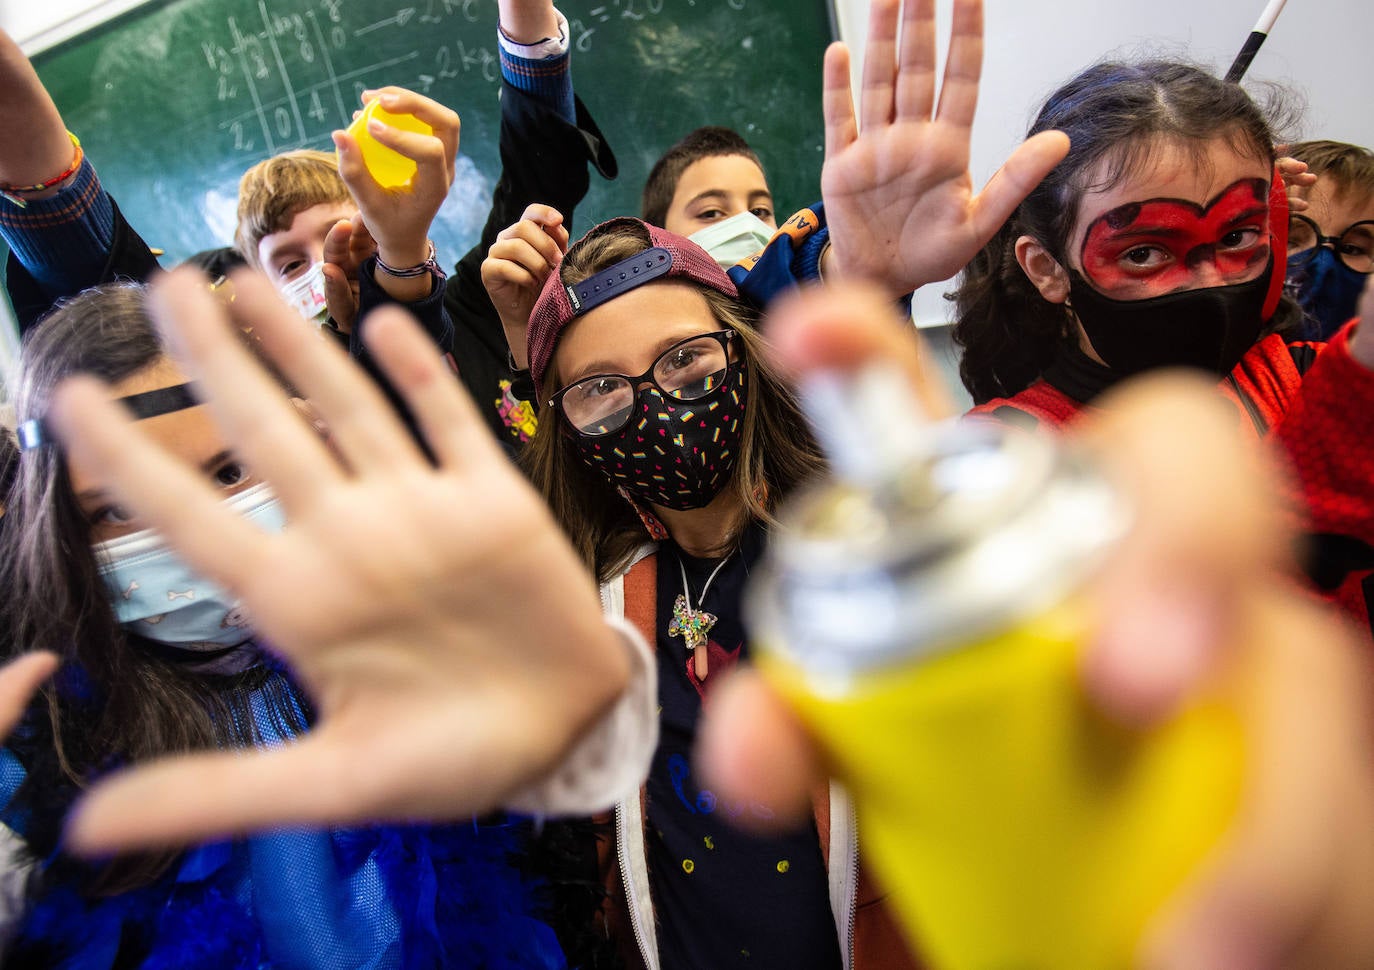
0 132 83 208
376 240 444 279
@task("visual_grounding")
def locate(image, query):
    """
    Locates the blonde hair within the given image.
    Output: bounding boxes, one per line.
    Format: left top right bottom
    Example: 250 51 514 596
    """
1287 140 1374 205
234 149 352 266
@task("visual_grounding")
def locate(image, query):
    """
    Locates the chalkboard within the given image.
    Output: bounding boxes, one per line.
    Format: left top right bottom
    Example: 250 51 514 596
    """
30 0 833 266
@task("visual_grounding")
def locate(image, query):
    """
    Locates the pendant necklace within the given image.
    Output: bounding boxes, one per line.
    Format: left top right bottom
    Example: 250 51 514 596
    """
669 551 733 680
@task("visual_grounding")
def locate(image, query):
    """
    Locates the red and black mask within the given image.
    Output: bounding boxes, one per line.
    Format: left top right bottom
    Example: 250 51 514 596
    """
1067 173 1288 378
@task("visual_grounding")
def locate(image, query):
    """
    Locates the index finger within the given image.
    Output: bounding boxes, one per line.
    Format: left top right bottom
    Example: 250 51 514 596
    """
496 220 566 272
517 203 566 230
0 652 58 740
149 267 342 513
365 86 460 168
822 43 858 166
762 282 955 420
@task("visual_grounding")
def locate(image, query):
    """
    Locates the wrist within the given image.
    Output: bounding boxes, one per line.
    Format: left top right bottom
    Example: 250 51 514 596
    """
376 240 443 280
0 131 82 207
498 7 567 52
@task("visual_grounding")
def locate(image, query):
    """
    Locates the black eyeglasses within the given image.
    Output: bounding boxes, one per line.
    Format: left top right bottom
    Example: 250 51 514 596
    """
1287 215 1374 274
551 330 737 437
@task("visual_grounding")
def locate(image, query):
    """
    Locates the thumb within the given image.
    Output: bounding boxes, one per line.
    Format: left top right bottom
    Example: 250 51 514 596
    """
322 262 357 330
695 669 821 834
969 130 1070 246
1348 275 1374 369
67 736 362 853
331 130 378 203
0 652 58 739
322 218 354 268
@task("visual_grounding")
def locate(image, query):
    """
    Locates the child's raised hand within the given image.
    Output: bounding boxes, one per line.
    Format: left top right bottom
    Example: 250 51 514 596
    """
1276 153 1317 214
481 204 570 369
820 0 1068 296
332 87 459 284
51 267 631 851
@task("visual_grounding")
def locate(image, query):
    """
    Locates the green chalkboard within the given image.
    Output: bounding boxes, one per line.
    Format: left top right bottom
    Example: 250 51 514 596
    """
31 0 833 265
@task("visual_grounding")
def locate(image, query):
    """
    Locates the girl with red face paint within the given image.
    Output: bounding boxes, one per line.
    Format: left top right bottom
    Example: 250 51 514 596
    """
943 60 1374 643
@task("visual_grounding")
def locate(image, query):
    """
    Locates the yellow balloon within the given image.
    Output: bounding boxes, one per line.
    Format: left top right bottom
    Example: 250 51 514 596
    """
344 100 433 190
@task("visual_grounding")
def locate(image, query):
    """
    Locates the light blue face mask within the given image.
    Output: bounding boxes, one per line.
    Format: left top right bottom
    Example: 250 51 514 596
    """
93 482 286 649
688 212 775 271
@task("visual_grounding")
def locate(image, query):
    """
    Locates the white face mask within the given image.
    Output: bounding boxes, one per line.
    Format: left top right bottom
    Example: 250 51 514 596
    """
93 483 285 650
278 263 329 325
688 212 775 271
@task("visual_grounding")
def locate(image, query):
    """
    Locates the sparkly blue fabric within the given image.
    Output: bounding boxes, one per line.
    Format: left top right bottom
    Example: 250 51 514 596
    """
3 665 568 970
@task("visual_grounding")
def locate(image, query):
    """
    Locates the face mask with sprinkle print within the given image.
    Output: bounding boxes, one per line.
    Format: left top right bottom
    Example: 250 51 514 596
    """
571 365 748 512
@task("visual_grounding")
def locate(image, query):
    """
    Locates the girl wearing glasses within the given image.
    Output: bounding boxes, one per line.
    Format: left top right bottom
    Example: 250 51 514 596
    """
521 217 916 970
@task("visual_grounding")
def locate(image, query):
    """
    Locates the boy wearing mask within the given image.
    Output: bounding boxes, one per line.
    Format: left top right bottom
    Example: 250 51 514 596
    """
1285 139 1374 339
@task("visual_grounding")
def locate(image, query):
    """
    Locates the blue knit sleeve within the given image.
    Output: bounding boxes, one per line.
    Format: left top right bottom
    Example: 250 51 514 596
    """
497 8 576 125
0 157 117 301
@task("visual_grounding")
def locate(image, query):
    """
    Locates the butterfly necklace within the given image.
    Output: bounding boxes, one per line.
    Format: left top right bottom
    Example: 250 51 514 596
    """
668 551 734 680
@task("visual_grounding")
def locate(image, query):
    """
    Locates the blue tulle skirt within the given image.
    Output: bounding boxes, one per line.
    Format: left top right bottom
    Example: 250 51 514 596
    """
4 659 571 969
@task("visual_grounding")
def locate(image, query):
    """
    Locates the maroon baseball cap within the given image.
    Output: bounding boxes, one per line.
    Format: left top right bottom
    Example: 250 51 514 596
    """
527 217 739 403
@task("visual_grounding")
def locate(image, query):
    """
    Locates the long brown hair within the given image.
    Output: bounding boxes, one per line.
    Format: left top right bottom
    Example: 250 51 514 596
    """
951 60 1302 404
0 284 302 891
521 222 824 583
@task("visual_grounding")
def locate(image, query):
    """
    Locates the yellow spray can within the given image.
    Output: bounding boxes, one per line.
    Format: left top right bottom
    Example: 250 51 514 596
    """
747 369 1245 969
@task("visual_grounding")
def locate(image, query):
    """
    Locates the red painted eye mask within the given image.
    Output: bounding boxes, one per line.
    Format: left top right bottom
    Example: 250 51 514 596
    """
1080 178 1272 292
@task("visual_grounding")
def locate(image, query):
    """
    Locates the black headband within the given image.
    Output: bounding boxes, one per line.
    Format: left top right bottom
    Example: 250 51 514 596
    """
16 381 203 452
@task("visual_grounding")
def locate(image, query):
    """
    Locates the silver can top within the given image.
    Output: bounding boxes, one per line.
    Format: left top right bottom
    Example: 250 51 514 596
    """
748 416 1129 680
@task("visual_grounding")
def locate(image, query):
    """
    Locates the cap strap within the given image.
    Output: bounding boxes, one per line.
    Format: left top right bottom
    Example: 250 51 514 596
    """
565 247 673 315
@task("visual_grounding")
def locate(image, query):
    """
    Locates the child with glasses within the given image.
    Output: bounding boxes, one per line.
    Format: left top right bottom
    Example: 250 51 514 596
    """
1284 140 1374 339
521 216 918 970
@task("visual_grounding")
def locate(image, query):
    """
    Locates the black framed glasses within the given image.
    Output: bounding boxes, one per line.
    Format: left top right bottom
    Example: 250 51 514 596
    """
1287 215 1374 274
551 330 737 437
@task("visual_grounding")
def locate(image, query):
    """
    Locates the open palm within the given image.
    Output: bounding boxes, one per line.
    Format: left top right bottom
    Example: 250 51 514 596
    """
50 269 630 851
821 0 1069 295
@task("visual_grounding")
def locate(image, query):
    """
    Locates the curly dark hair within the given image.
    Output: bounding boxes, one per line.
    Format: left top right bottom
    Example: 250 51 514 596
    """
951 60 1302 404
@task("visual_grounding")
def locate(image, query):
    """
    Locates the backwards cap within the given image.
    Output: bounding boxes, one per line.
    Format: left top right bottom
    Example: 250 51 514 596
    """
527 217 739 404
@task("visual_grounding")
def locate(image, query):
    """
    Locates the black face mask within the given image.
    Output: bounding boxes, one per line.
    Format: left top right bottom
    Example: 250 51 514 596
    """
1067 255 1274 379
570 366 748 512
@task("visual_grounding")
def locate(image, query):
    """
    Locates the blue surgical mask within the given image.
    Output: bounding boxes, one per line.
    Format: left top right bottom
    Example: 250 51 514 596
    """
689 213 775 271
1287 247 1368 341
93 483 285 649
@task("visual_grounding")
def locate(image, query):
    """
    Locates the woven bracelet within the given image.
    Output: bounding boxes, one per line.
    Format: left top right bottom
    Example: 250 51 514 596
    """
376 240 444 279
0 132 84 208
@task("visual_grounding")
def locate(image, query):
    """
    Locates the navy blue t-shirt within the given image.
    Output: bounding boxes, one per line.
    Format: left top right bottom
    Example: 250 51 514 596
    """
646 524 843 970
